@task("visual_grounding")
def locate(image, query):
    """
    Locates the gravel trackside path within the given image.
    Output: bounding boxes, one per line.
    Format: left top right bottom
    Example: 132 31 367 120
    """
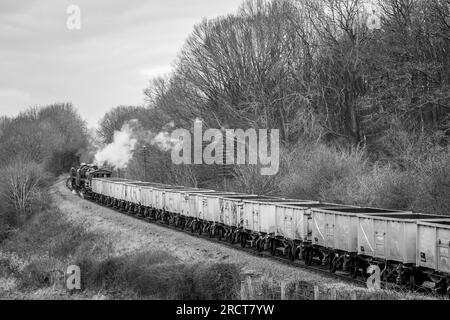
51 179 358 290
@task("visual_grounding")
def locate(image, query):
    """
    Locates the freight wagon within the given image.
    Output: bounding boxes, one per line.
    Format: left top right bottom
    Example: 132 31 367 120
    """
92 178 140 209
191 192 240 235
219 195 292 243
164 188 216 229
241 199 320 257
75 171 450 296
165 188 214 215
416 220 450 294
311 207 412 274
357 213 446 286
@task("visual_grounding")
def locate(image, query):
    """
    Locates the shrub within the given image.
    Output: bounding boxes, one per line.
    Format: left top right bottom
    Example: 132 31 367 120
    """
18 256 59 289
0 160 51 228
70 251 241 299
191 263 241 300
412 151 450 215
280 143 367 201
326 165 416 209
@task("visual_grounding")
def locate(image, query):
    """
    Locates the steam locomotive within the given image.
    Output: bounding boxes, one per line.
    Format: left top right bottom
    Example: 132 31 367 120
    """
66 163 112 198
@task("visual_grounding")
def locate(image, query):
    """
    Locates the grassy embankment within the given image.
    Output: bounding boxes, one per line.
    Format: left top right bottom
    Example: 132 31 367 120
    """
0 205 241 299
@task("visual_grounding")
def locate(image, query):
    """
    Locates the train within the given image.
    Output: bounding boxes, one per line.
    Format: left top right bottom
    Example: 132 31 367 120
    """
66 163 112 197
67 166 450 296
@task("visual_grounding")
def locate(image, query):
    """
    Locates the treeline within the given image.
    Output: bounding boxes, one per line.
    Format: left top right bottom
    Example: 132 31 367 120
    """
144 0 450 145
0 103 89 229
99 0 450 214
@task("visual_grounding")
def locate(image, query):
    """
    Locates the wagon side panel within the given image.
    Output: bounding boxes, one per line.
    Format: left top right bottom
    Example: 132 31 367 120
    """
436 227 450 273
386 220 408 263
358 217 375 257
312 210 327 248
335 214 358 252
293 208 309 241
259 203 276 234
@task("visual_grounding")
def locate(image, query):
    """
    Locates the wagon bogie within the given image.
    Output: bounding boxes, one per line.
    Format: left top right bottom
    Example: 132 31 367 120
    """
417 270 450 295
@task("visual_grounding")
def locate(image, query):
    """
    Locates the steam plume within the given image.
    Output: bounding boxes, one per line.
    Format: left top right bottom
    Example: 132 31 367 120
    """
94 123 137 169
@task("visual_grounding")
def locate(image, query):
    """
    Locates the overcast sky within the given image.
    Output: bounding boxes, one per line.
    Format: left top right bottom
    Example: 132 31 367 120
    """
0 0 242 127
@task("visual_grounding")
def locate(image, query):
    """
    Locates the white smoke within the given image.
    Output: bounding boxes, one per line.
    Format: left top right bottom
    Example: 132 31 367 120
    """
94 123 138 169
151 131 182 152
93 119 182 169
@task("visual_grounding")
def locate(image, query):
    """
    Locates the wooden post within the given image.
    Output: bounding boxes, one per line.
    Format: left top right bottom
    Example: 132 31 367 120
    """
294 282 299 300
240 280 246 299
280 281 286 300
246 276 254 299
314 285 320 300
330 288 337 300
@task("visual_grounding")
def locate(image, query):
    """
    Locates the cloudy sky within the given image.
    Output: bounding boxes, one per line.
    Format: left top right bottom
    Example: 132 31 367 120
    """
0 0 242 126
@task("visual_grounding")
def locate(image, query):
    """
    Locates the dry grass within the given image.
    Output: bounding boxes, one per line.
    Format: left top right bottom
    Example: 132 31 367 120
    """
241 276 440 300
0 206 241 299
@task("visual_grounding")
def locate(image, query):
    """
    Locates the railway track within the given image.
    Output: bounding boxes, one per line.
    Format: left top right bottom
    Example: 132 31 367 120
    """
82 195 369 288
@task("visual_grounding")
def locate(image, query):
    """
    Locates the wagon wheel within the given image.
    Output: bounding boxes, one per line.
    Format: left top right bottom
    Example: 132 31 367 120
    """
217 228 224 241
240 234 246 248
270 240 276 256
350 260 359 279
318 252 325 265
330 256 338 273
256 239 263 252
409 272 416 291
288 246 296 261
208 227 214 238
299 246 305 261
231 232 237 244
296 246 302 261
305 250 313 266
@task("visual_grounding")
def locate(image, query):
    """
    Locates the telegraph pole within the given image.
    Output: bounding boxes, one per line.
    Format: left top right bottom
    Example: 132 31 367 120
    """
142 145 148 182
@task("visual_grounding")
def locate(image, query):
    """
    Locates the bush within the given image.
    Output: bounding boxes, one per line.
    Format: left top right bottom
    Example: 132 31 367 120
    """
412 151 450 215
191 263 241 300
326 165 416 209
71 251 241 299
18 256 59 289
281 143 367 201
0 160 51 228
279 140 450 216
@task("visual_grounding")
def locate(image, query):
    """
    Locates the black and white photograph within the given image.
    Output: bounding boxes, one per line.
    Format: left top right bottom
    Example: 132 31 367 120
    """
0 0 449 310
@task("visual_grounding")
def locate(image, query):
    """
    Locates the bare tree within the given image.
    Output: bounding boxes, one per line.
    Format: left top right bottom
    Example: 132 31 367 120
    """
0 160 48 226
